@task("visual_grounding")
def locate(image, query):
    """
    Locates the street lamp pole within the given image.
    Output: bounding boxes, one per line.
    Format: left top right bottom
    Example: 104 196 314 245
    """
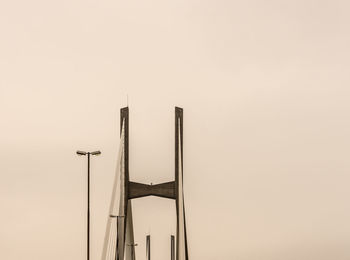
77 150 101 260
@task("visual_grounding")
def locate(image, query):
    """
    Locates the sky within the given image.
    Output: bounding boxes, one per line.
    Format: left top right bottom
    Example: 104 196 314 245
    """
1 0 350 259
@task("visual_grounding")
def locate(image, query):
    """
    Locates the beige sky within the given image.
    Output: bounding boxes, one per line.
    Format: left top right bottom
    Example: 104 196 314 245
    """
1 0 350 259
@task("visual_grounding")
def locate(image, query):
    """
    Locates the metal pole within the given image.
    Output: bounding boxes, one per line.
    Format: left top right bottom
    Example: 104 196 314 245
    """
146 235 151 260
87 152 90 260
171 235 175 260
77 150 100 260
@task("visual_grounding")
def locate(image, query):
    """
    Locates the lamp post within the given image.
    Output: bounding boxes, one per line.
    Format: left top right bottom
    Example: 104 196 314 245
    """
77 150 101 260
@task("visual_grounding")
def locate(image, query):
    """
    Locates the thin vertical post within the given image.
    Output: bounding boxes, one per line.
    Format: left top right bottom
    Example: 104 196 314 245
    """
146 235 151 260
171 235 175 260
77 150 100 260
87 152 90 260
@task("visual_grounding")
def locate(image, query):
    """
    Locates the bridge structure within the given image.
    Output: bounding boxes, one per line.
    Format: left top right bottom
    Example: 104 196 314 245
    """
101 107 189 260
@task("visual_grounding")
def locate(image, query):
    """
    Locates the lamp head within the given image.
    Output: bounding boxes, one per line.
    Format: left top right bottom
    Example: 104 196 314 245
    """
91 151 101 156
76 150 87 156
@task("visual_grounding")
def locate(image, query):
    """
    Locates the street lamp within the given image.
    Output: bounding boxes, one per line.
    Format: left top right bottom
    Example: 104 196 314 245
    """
76 150 101 260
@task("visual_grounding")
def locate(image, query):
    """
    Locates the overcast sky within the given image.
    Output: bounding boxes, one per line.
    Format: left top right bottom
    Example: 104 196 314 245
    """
1 0 350 259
